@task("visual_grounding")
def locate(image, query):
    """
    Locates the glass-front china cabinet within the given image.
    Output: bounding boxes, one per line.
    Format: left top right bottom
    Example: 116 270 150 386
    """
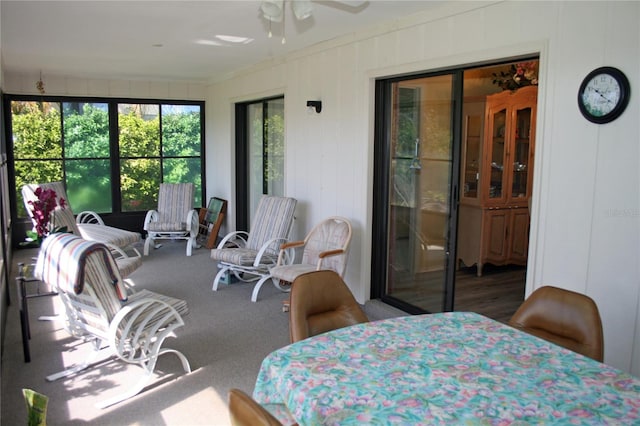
458 85 537 276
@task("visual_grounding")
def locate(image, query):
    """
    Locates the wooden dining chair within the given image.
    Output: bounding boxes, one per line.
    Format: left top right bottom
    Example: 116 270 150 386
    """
228 388 282 426
289 270 369 343
508 285 604 362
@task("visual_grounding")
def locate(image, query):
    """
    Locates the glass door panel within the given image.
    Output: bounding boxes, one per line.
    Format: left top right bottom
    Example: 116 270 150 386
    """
488 108 506 200
387 75 454 313
247 97 285 226
512 107 531 199
462 115 481 199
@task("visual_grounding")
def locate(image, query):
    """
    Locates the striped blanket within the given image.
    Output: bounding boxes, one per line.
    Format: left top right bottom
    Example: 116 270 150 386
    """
35 233 128 302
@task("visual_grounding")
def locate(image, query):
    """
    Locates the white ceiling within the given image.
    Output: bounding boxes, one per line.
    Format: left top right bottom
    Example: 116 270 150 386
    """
1 1 442 84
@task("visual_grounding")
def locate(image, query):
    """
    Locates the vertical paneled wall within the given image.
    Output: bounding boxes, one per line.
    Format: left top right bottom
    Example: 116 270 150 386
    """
207 1 639 374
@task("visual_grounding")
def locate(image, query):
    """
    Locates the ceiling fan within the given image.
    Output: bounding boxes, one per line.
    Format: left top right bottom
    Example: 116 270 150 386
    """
260 0 368 23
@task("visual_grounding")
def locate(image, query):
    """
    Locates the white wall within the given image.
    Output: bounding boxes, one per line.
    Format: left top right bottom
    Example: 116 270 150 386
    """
207 1 640 374
2 70 206 100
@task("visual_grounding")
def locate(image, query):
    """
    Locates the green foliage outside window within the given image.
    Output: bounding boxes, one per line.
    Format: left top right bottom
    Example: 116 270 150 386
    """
11 100 203 218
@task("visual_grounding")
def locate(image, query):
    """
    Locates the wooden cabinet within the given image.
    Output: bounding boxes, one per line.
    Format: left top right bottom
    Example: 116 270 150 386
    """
458 86 536 275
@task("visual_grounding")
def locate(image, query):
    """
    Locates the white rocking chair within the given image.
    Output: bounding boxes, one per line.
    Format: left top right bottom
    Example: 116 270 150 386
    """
211 195 297 302
35 233 191 409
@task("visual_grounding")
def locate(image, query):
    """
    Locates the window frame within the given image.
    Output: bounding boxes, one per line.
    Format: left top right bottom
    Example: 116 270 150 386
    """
235 95 285 231
4 94 205 240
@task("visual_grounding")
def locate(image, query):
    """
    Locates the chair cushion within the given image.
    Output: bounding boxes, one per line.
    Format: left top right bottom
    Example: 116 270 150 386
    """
127 289 189 318
245 196 297 251
115 256 143 279
270 264 317 283
78 223 141 248
146 221 187 232
156 183 194 223
211 248 278 267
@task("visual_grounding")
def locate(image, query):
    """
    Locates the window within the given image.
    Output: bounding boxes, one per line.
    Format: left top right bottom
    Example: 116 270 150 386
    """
8 97 204 219
235 96 284 229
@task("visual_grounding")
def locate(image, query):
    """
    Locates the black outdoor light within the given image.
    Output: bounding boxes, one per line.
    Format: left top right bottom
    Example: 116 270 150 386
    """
306 100 322 113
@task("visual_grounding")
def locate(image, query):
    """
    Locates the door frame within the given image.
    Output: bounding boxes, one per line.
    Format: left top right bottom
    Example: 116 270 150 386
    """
371 69 463 314
371 56 539 314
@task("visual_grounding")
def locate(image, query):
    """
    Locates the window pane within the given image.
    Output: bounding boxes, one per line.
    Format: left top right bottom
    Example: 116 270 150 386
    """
118 104 160 158
11 101 63 217
265 98 284 196
162 105 201 157
245 97 285 225
63 102 110 158
163 158 202 206
14 160 63 218
66 159 112 213
12 101 62 159
120 158 161 212
248 103 264 215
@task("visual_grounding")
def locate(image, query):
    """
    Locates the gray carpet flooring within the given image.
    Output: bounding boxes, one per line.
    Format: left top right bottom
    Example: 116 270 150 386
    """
1 241 405 425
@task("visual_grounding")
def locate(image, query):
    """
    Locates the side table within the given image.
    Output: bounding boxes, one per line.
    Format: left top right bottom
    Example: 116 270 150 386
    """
16 262 58 362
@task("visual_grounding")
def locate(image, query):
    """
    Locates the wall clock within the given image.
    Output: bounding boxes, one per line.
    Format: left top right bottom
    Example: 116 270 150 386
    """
578 66 630 124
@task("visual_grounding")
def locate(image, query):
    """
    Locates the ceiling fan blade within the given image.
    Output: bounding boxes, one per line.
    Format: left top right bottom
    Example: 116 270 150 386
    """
315 1 369 14
292 0 313 20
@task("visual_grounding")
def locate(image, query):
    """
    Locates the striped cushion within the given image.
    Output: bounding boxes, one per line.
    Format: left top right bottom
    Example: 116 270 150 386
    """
269 264 318 283
115 256 143 279
146 221 187 232
78 223 141 247
156 183 194 224
211 248 279 267
35 233 128 303
127 289 189 318
246 196 297 253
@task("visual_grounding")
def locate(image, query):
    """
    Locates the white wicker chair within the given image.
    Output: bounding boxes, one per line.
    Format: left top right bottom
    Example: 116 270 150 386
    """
143 183 200 256
270 216 352 286
35 233 191 408
211 195 297 302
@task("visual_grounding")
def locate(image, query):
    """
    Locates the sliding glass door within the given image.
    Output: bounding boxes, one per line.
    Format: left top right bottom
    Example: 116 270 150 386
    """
374 73 458 313
236 96 285 230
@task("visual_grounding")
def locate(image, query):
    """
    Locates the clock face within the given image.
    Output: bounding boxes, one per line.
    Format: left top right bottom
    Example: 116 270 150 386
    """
581 74 620 117
578 67 630 124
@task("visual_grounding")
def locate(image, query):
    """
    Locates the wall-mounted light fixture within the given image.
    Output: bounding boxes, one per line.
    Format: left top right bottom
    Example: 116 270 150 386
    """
306 100 322 113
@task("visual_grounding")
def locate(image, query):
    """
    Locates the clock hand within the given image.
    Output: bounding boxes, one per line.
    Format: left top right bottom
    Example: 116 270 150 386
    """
593 88 614 104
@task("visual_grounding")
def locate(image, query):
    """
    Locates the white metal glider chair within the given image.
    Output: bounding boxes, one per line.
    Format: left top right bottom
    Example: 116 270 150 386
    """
143 183 199 256
211 195 297 302
22 182 142 277
35 233 191 409
270 216 353 286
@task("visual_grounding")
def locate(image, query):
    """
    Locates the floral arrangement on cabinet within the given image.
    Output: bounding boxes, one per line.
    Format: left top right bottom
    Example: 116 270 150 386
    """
22 187 68 247
493 61 539 91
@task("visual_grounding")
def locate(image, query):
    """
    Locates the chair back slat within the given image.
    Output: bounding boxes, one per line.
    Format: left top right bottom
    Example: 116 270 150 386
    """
246 196 297 253
157 183 194 224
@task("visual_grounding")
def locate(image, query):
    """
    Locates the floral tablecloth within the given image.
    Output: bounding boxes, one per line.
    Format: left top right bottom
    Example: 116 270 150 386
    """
253 312 640 425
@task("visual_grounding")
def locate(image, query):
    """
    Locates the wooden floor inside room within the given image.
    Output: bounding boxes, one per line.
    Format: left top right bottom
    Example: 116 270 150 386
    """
454 264 526 324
